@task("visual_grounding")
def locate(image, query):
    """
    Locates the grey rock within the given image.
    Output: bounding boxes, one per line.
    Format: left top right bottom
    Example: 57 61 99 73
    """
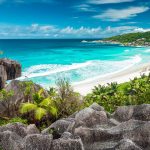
133 104 150 121
22 134 53 150
112 105 135 122
123 122 150 149
0 123 40 138
1 103 150 150
61 132 74 139
51 137 84 150
0 123 27 138
115 139 142 150
0 58 21 80
0 131 22 150
26 124 40 135
75 107 108 128
0 65 7 89
42 118 74 135
112 104 150 122
89 103 104 111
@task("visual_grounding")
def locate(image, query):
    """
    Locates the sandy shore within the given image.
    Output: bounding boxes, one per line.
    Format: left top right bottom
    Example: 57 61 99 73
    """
73 63 150 95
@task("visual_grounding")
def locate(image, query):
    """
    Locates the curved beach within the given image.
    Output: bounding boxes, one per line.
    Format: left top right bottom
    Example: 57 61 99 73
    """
73 62 150 95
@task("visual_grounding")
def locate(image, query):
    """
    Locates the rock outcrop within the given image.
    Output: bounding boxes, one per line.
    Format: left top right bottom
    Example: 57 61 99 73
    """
0 58 21 89
0 103 150 150
0 80 49 117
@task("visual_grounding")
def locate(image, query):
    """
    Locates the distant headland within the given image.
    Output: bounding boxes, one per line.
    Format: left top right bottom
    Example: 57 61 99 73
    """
102 31 150 47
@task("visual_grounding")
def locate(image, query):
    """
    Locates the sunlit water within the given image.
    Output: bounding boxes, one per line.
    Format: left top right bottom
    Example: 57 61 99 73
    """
0 39 149 88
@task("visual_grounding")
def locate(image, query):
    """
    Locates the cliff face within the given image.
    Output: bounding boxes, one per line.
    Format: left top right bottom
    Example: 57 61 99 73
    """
0 58 21 89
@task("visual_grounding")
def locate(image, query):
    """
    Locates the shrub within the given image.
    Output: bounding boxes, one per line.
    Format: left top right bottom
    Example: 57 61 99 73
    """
54 78 83 118
20 89 58 126
84 74 150 112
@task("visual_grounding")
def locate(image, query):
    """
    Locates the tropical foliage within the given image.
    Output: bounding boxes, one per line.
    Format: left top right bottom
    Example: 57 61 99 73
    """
54 78 83 118
104 31 150 43
20 89 58 123
85 74 150 112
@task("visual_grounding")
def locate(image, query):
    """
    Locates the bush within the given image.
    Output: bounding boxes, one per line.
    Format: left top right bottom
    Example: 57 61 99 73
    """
84 74 150 112
50 78 83 118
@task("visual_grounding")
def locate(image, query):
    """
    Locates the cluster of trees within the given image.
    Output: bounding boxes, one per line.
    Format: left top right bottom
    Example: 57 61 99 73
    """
1 74 150 128
104 31 150 43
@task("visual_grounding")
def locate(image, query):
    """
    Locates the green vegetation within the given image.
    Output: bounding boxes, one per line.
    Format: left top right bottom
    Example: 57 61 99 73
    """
54 78 83 118
0 117 27 126
19 78 83 128
1 75 150 129
85 74 150 112
20 89 58 124
104 31 150 46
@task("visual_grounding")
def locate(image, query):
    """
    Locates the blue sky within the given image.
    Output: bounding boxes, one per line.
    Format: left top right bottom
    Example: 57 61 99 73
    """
0 0 150 38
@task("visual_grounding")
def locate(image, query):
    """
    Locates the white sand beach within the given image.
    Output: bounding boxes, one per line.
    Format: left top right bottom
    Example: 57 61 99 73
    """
73 63 150 95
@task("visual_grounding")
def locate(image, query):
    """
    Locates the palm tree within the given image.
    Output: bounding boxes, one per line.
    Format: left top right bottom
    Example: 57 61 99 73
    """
20 89 58 122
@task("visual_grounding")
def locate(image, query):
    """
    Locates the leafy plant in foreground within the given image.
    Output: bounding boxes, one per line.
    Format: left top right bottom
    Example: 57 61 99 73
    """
20 89 58 124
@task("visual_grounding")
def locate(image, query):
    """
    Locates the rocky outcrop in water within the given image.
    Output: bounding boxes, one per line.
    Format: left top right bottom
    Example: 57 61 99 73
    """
0 58 21 89
0 103 150 150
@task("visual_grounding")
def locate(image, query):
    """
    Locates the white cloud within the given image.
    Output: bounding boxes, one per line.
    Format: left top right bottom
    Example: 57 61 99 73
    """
88 0 135 4
133 28 150 32
0 24 149 38
74 4 97 12
93 6 149 21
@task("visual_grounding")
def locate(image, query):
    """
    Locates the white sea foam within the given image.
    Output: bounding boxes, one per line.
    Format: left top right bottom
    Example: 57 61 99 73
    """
19 61 92 79
144 49 150 53
73 55 142 85
19 55 142 84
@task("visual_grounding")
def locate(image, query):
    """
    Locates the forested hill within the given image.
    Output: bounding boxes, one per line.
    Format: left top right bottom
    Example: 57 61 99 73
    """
104 31 150 46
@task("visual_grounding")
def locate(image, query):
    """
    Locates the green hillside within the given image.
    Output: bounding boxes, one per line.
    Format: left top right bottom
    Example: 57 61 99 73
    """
104 31 150 46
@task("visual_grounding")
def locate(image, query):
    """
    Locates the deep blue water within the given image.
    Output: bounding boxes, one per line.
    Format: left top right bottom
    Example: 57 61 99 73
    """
0 39 149 87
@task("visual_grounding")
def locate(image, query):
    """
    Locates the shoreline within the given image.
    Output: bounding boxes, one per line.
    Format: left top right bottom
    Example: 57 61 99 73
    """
73 62 150 95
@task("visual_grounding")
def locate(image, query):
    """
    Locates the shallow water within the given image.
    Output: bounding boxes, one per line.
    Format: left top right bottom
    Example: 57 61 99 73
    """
0 39 149 88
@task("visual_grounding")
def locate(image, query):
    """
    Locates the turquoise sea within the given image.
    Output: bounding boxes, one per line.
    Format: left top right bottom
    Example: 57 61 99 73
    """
0 39 150 88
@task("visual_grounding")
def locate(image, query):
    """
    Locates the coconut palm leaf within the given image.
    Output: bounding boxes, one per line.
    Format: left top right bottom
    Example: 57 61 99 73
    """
20 103 37 114
35 108 47 120
39 97 52 107
49 106 58 117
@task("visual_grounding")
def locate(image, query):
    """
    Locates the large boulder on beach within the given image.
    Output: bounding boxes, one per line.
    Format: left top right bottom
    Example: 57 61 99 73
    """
0 58 21 80
0 65 7 89
0 58 21 90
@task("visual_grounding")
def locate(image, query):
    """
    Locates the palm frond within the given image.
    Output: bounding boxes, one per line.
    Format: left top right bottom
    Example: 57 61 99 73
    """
35 107 47 120
49 106 58 117
20 103 37 114
39 97 52 107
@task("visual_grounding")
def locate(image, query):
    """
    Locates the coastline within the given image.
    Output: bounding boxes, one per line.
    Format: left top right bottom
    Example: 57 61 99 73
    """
73 62 150 95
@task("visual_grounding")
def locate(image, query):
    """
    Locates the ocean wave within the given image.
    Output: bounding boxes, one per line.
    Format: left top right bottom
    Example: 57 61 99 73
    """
73 55 142 85
19 61 92 79
144 49 150 53
19 55 142 83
